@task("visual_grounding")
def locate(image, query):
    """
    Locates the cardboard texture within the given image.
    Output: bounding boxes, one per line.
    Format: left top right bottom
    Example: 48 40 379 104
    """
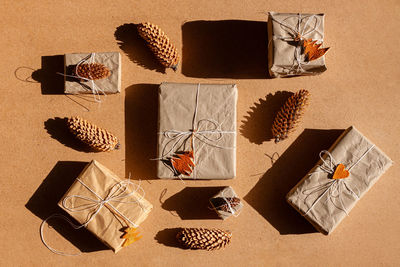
157 82 237 179
64 52 121 94
2 1 400 266
58 160 152 253
209 186 243 220
287 126 393 234
268 12 327 77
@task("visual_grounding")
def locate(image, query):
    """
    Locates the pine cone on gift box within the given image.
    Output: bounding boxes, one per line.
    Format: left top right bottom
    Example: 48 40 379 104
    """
176 228 232 251
67 116 120 152
137 22 179 71
272 89 310 143
211 197 241 213
75 63 111 80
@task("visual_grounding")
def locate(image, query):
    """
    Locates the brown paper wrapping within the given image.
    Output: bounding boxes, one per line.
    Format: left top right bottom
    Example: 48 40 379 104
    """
64 52 121 94
287 126 393 234
268 12 327 78
209 186 243 220
157 82 237 179
58 160 152 253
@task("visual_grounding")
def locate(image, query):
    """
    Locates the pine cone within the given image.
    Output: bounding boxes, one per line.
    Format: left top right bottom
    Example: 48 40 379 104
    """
272 89 310 143
75 63 111 80
67 116 120 152
176 228 232 251
211 197 241 213
137 22 179 71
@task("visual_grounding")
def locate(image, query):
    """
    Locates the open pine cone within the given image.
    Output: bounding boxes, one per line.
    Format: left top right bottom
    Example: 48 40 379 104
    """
75 63 111 80
137 22 179 71
67 116 120 152
176 228 232 251
272 89 310 143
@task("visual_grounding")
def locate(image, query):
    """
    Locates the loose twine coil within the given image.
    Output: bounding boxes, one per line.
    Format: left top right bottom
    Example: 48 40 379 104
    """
302 145 375 216
40 176 146 256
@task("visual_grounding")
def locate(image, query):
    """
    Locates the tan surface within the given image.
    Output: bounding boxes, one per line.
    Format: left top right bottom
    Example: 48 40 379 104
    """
0 0 399 266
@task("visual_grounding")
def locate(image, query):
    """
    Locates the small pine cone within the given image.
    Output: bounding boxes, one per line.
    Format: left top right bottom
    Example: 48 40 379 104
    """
176 228 232 251
211 197 241 213
137 22 179 71
272 89 310 143
67 116 120 152
75 63 111 80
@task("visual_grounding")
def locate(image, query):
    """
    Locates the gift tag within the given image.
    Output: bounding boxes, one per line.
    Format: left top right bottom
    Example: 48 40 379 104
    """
332 164 350 179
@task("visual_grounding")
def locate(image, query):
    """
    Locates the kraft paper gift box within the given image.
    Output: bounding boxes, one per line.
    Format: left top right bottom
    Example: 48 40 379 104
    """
58 160 152 253
157 82 237 179
268 12 327 77
286 126 393 235
209 186 243 220
64 52 121 94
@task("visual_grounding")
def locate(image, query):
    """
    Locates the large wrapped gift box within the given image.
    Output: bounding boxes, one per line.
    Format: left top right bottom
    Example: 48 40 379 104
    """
287 126 393 234
58 160 152 253
157 82 237 179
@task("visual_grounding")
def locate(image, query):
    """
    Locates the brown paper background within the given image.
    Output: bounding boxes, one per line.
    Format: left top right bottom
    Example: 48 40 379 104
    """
1 0 399 266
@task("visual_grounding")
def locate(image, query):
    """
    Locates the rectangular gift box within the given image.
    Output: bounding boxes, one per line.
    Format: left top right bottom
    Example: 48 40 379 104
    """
209 186 243 220
157 82 237 179
58 160 152 253
64 52 121 94
268 12 327 77
286 126 393 234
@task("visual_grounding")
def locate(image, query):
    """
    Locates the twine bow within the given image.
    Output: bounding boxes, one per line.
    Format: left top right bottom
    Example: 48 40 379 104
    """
59 53 107 102
271 13 322 75
302 146 375 216
158 83 235 178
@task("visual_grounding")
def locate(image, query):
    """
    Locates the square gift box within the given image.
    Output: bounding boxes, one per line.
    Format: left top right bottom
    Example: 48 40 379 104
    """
58 160 152 253
286 126 393 234
64 52 121 94
209 186 243 220
268 12 328 77
157 82 237 179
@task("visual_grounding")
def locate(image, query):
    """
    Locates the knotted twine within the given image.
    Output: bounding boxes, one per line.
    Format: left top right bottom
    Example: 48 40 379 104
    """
302 145 375 216
59 53 107 102
158 83 235 178
270 13 323 75
40 177 146 256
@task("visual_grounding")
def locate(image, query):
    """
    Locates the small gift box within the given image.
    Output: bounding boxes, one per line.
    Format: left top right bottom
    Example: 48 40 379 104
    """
157 82 237 179
209 186 243 220
64 52 121 95
268 12 328 77
287 126 393 234
58 160 152 253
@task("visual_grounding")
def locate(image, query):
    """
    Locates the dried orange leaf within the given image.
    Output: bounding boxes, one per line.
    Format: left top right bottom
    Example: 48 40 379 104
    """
332 164 350 179
122 227 142 247
171 151 195 176
302 38 330 62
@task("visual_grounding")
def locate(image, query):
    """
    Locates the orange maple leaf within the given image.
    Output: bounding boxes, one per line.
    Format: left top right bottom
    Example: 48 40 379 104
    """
122 227 142 247
171 151 195 176
302 38 330 62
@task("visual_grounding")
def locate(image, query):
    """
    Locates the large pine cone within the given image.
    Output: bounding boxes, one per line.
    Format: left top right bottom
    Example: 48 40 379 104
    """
75 63 111 80
67 116 120 152
137 22 179 71
176 228 232 251
272 89 310 143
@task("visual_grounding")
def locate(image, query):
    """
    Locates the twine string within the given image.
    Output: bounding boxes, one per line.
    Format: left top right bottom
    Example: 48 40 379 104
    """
302 146 375 216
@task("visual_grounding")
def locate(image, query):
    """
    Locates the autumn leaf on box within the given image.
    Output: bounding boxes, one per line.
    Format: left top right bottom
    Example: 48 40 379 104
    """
122 227 142 247
302 38 330 61
170 151 195 176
